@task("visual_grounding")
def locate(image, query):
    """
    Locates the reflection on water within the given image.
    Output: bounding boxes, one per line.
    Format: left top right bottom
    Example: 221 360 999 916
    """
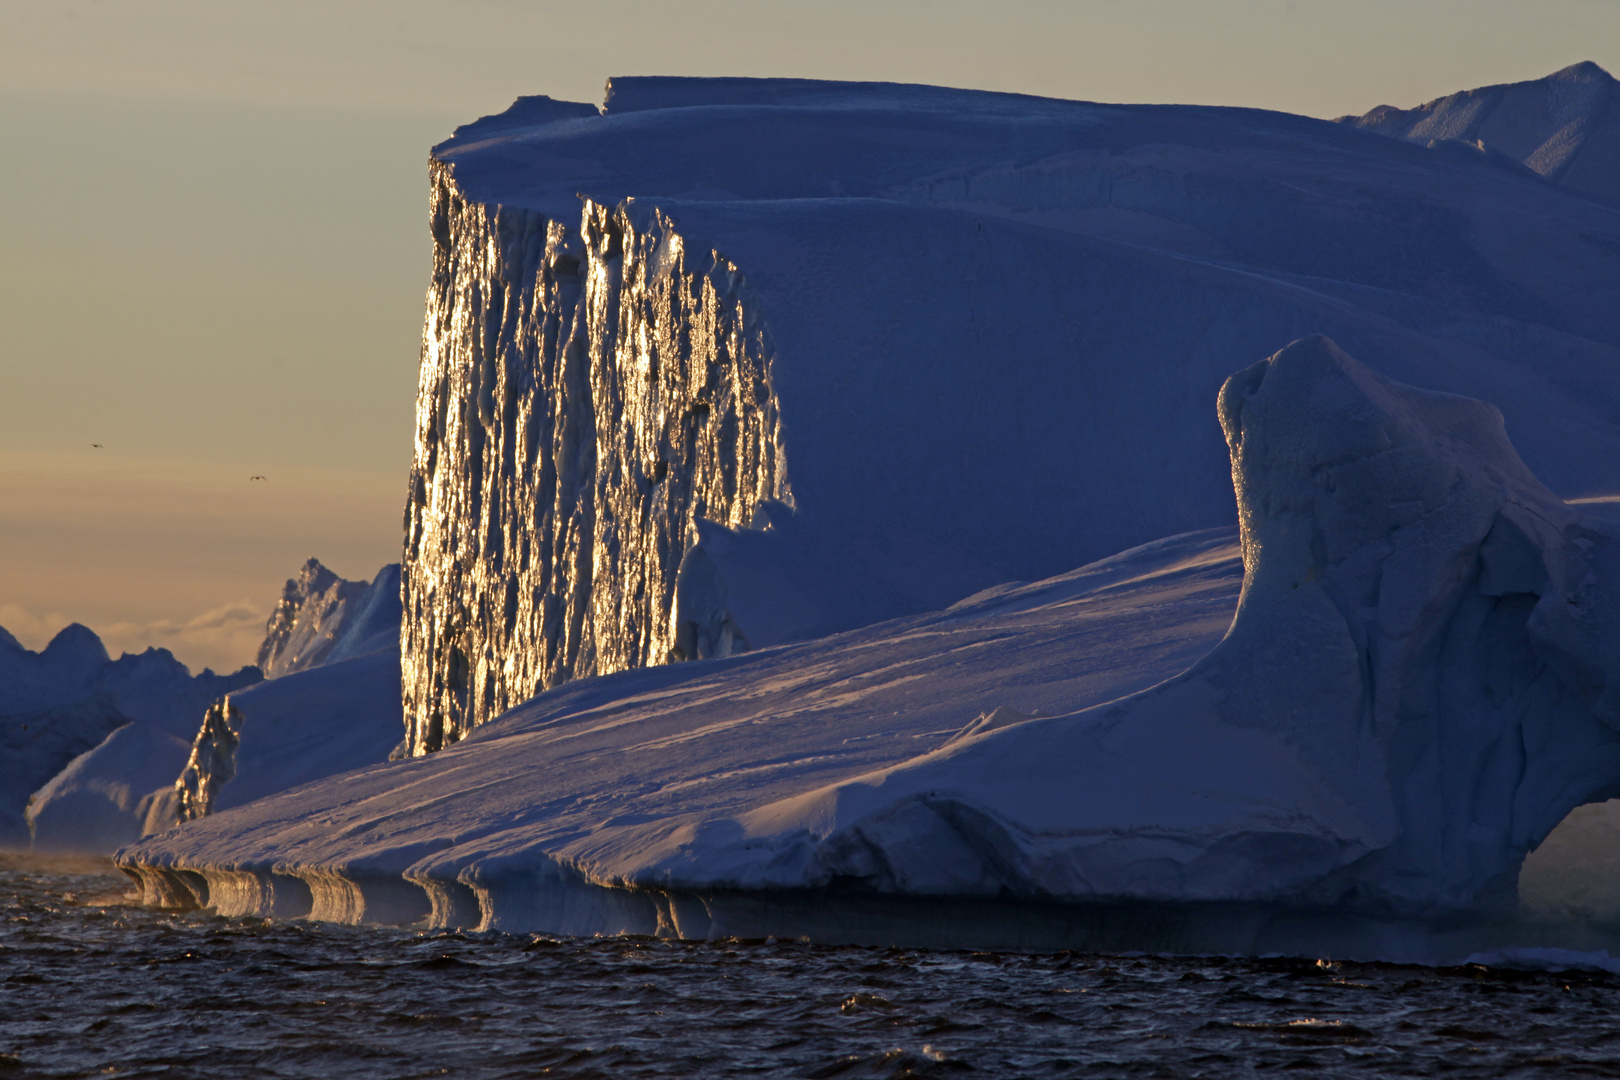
5 854 1620 1078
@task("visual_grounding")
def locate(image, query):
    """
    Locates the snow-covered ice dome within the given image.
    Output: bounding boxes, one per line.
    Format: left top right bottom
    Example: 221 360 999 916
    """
120 338 1620 960
26 723 191 854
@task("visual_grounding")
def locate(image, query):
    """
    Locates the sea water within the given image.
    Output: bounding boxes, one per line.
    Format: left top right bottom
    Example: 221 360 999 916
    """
3 856 1618 1078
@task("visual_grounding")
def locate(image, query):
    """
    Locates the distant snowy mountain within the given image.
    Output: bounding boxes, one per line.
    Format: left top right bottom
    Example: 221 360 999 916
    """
9 560 404 853
256 560 401 677
1338 61 1620 203
0 625 258 848
404 74 1620 753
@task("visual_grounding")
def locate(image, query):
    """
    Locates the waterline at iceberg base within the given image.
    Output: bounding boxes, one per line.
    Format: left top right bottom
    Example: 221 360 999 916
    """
118 338 1620 961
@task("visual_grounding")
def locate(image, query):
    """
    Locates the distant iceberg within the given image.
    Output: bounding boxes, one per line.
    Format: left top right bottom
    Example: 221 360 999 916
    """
256 560 401 678
0 625 258 848
11 562 403 854
1338 61 1620 203
163 562 404 834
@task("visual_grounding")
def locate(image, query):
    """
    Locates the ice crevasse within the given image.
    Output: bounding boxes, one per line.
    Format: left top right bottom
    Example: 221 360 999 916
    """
118 337 1620 958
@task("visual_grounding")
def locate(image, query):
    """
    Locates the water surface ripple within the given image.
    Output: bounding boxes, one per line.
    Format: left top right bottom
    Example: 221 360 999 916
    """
3 858 1618 1078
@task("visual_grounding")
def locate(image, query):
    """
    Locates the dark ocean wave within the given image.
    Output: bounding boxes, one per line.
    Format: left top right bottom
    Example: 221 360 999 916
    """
3 856 1618 1079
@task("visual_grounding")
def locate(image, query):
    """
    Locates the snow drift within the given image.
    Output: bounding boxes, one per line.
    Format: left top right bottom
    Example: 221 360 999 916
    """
404 73 1620 753
118 338 1620 958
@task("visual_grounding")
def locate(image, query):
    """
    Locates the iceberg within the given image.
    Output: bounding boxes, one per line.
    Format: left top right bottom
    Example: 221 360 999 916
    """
1338 61 1620 203
172 648 402 825
256 560 402 678
118 338 1620 959
402 74 1620 757
166 562 406 830
0 625 258 848
26 723 191 853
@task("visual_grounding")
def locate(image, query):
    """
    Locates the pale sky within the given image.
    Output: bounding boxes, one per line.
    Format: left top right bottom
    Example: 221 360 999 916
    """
2 0 1617 672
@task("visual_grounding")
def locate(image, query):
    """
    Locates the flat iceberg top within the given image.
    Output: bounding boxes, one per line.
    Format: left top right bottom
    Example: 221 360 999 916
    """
429 77 1620 503
434 75 1497 220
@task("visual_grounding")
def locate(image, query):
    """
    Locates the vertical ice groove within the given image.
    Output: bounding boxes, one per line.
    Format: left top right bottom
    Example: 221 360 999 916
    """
401 166 790 754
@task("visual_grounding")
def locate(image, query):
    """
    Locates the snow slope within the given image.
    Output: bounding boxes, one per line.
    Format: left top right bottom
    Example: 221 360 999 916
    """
26 723 191 853
1338 62 1620 204
120 525 1241 935
404 74 1620 751
120 339 1620 958
0 626 258 848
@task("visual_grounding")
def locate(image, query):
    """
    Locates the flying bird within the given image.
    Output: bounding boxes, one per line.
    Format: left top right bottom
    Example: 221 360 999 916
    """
250 475 268 481
91 443 102 448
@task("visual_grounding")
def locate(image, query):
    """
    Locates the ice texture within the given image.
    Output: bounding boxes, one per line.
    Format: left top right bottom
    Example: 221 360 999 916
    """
256 560 402 678
404 74 1620 752
1339 62 1620 203
0 625 259 847
117 339 1620 957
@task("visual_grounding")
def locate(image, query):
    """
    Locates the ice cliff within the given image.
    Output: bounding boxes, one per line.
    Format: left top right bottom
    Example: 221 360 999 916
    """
1339 61 1620 203
118 339 1620 958
0 626 259 848
404 74 1620 752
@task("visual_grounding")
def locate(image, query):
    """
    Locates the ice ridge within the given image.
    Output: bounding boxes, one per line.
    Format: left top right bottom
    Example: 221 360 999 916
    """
1339 61 1620 202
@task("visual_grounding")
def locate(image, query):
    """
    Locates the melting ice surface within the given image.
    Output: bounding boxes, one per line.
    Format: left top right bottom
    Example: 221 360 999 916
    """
120 338 1620 962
